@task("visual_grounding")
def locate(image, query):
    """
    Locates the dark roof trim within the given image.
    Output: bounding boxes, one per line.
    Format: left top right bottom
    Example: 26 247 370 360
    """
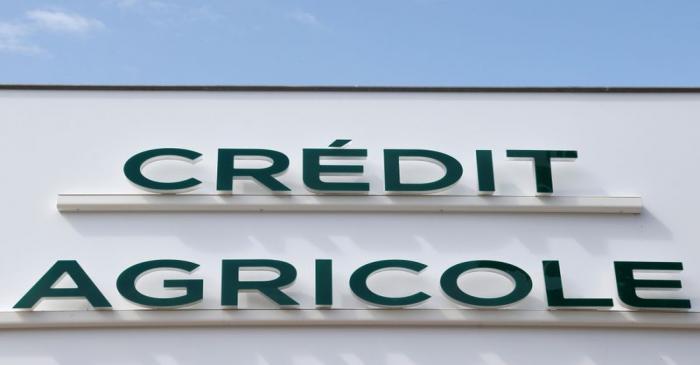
1 85 700 93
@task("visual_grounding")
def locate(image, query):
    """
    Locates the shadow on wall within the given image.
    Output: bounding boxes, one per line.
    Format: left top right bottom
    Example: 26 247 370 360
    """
60 208 671 256
0 326 694 365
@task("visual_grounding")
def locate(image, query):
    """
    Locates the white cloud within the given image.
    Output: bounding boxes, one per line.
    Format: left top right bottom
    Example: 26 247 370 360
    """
0 22 43 55
0 22 26 38
288 10 320 27
26 9 104 33
0 9 103 55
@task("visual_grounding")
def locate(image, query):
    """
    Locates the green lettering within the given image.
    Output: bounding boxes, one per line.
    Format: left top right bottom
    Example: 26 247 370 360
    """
221 259 298 307
476 150 495 193
543 260 613 308
614 261 691 309
506 150 577 193
217 149 290 192
14 260 111 309
303 140 369 192
117 259 203 308
349 260 430 307
124 148 202 193
383 149 463 192
315 259 333 307
441 260 532 307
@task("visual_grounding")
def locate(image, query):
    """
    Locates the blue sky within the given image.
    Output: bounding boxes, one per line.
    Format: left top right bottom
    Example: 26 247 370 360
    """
0 1 699 86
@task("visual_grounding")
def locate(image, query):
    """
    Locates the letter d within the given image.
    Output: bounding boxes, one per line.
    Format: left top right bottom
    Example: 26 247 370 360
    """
384 149 463 192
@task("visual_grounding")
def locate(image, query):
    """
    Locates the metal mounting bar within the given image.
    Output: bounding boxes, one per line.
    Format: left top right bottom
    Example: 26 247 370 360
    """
57 194 642 214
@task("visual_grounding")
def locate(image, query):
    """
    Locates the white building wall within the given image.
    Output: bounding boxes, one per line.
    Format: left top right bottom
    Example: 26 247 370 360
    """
0 89 698 364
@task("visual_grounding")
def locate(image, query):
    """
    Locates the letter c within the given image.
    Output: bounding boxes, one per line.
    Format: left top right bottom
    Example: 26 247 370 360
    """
350 260 430 307
124 148 202 193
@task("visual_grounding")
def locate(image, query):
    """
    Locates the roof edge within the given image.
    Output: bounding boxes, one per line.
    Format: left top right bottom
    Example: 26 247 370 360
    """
1 85 700 93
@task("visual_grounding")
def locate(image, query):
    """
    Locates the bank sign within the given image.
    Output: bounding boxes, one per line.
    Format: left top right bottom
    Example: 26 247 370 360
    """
2 90 697 326
11 143 687 313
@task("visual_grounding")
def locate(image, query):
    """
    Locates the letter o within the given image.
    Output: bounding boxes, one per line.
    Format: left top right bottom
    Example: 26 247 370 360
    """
440 260 532 307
